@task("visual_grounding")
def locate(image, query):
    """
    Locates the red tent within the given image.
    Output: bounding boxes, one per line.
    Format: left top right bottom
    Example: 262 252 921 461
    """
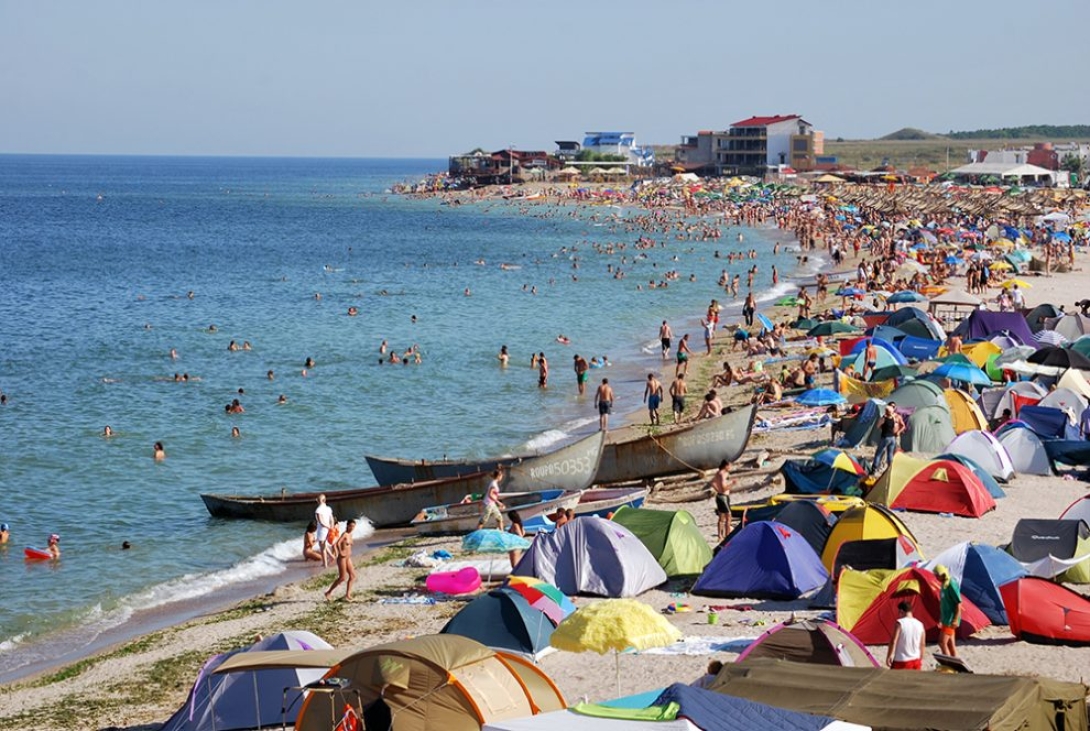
891 460 997 518
1000 577 1090 646
847 567 990 644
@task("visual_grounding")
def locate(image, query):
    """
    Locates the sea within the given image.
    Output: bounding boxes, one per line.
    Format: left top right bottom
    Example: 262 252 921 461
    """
0 155 808 681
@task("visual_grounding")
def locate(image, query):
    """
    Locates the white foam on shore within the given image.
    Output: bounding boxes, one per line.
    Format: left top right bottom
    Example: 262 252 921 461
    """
755 281 797 304
521 417 597 452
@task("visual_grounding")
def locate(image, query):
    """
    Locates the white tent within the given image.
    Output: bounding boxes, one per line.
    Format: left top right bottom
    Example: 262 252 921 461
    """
944 430 1015 482
996 427 1053 476
1038 387 1087 419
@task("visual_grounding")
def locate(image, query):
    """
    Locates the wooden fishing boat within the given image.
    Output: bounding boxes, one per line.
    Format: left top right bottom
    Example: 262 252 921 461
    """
572 486 649 518
367 431 605 493
411 489 582 536
593 405 757 485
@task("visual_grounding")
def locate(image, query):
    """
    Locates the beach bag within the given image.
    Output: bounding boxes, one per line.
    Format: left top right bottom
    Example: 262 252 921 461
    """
327 525 340 545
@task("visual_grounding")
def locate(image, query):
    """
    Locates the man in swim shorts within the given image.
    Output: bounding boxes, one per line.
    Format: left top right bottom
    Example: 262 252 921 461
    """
477 470 506 530
573 354 590 395
708 461 738 542
670 374 687 422
659 320 672 360
644 373 663 425
675 334 692 377
595 378 614 431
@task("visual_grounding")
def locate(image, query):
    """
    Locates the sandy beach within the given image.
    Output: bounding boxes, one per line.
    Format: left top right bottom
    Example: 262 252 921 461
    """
3 186 1090 731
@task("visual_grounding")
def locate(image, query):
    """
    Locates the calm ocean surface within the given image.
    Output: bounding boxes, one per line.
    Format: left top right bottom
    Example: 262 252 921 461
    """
0 155 800 676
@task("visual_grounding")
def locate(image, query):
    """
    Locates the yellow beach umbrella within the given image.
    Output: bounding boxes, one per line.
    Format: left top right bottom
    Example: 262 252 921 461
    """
551 599 681 694
1000 279 1031 289
989 261 1013 271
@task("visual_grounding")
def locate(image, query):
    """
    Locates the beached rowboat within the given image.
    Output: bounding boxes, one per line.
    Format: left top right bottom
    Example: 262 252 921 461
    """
201 431 605 527
411 489 582 536
367 431 605 493
572 486 649 517
593 405 757 485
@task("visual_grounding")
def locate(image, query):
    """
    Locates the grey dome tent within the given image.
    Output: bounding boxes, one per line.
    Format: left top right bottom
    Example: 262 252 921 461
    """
903 404 957 454
161 630 333 731
736 618 879 667
441 587 555 659
511 516 667 597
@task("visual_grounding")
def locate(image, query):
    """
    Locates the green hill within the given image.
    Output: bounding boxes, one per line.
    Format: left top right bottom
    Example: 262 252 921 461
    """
880 128 944 141
947 125 1090 140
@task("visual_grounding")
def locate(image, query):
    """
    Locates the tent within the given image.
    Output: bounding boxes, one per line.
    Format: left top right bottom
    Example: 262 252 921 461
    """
886 379 945 410
922 542 1026 624
952 310 1036 346
983 380 1047 420
162 631 334 731
820 503 920 572
837 566 990 643
837 399 885 448
842 338 907 374
1007 518 1090 583
896 335 941 361
890 459 996 518
692 521 828 599
440 588 555 659
296 635 565 731
493 683 872 731
996 424 1053 476
942 389 989 434
1038 386 1088 416
865 452 930 507
1001 578 1090 646
724 500 836 558
736 618 878 668
809 536 922 610
943 430 1015 481
1061 495 1090 525
708 658 1088 731
781 459 863 496
1049 313 1090 341
610 507 712 577
903 404 956 454
960 340 1002 368
932 453 1005 498
1025 303 1063 333
1016 404 1079 439
512 516 667 597
883 307 945 341
1058 366 1090 401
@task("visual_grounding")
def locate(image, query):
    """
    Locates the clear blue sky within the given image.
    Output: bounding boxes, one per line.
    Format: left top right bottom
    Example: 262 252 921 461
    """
2 0 1087 157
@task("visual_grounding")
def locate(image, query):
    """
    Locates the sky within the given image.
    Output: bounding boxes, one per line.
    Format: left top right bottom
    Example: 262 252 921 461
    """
2 0 1088 158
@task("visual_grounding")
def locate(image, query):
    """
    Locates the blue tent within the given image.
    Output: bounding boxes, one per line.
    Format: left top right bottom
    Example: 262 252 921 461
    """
885 307 945 341
440 587 555 658
925 542 1027 625
866 325 906 344
935 453 1006 499
693 522 828 599
1017 405 1079 440
781 459 862 497
897 335 942 361
651 683 845 731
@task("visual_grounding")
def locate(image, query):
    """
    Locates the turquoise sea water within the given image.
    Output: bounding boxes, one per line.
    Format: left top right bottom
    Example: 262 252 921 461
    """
0 155 801 677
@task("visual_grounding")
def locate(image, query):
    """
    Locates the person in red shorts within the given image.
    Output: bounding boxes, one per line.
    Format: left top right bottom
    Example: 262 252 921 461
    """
886 600 925 670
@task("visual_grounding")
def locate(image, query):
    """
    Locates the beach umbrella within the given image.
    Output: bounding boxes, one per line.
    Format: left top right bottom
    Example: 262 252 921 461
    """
1054 231 1072 243
932 361 993 386
989 261 1013 271
807 321 860 337
835 287 866 297
812 448 866 475
795 388 847 407
550 599 681 694
793 317 818 331
463 529 531 581
1000 279 1032 289
1034 330 1068 347
504 576 576 625
887 290 929 304
1027 346 1090 372
755 312 775 332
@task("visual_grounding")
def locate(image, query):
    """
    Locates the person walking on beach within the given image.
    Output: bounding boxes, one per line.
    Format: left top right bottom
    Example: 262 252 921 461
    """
670 374 688 422
595 378 614 431
675 334 692 377
742 292 756 328
537 353 548 389
886 600 925 670
314 494 336 567
936 565 962 657
709 460 738 542
573 354 590 395
870 402 904 475
477 470 506 531
644 373 663 425
659 320 672 360
701 318 714 355
324 518 357 601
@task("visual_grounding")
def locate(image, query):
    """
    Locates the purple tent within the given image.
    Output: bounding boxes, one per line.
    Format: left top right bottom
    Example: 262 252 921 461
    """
952 310 1036 347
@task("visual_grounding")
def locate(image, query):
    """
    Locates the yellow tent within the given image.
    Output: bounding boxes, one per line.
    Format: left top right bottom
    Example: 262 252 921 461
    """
296 635 565 731
944 389 990 434
865 453 930 508
961 341 1002 368
820 503 922 572
836 568 901 632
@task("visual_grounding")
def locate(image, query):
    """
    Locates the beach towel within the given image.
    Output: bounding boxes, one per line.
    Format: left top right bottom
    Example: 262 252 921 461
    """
632 635 757 655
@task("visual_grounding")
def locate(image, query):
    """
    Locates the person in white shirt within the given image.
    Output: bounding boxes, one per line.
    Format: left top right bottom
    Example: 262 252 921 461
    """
314 494 336 567
1010 283 1025 310
886 600 926 670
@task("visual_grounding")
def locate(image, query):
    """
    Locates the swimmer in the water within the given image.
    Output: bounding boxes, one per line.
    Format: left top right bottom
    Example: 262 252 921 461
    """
267 370 275 380
304 357 315 369
348 306 359 316
153 441 166 461
278 394 288 404
170 348 178 360
208 325 217 332
103 425 113 437
231 426 241 438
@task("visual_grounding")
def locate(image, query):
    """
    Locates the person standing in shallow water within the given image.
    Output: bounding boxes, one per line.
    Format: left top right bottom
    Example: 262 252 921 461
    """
595 378 614 431
573 354 589 395
644 373 663 425
537 353 548 389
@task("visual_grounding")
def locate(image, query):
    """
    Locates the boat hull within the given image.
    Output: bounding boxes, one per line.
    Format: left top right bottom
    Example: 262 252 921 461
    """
573 487 649 518
365 454 527 486
201 472 494 527
411 490 582 536
594 405 757 484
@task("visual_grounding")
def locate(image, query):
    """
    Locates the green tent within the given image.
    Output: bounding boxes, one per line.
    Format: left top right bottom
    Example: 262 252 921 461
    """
611 507 712 577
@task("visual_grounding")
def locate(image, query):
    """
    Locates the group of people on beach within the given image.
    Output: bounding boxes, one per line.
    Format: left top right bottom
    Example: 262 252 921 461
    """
302 494 357 601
